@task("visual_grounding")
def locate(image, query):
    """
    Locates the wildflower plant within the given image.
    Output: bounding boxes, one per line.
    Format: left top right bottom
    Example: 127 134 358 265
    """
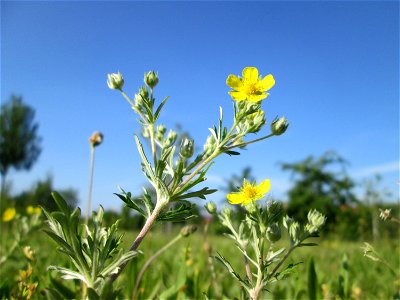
44 66 292 297
210 181 326 300
109 66 288 275
43 192 139 298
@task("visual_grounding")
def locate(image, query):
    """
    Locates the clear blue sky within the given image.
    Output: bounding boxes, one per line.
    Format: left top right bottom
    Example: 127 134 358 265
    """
2 1 399 210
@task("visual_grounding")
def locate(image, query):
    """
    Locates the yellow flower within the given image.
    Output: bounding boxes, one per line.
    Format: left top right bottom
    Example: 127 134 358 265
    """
226 67 275 102
2 207 16 222
26 206 42 215
227 179 271 205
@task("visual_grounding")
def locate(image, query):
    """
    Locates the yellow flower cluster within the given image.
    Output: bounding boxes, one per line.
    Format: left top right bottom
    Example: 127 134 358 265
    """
227 179 271 206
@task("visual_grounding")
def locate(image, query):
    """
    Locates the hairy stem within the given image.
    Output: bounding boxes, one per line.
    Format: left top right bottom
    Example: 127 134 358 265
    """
111 201 166 282
85 146 95 225
244 255 253 283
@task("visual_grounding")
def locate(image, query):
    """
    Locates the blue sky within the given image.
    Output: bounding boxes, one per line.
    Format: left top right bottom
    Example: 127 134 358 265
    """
1 1 399 210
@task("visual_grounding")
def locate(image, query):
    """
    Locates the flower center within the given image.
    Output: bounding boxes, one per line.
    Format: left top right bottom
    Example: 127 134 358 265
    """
242 185 258 199
243 83 258 95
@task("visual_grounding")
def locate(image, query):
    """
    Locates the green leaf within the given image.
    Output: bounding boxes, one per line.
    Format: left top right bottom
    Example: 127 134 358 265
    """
51 192 71 215
157 201 197 222
214 252 249 288
48 266 88 285
154 96 169 121
134 135 156 182
307 257 318 300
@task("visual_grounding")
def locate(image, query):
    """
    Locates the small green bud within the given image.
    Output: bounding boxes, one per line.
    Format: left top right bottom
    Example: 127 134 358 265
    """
155 125 167 141
205 202 217 215
237 101 260 117
306 209 326 233
144 70 159 89
89 131 104 147
163 130 177 147
157 124 167 135
203 135 217 157
180 138 195 158
222 206 231 218
271 116 289 136
289 221 300 243
266 223 281 242
139 86 149 99
180 225 197 237
282 215 294 229
141 127 151 138
107 72 124 90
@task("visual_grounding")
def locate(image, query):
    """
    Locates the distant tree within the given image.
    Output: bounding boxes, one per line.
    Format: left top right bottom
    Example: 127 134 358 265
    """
0 95 41 200
282 151 357 231
13 175 78 211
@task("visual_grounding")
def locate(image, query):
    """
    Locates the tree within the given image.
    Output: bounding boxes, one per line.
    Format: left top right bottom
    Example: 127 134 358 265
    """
281 151 357 232
0 95 41 200
13 175 78 211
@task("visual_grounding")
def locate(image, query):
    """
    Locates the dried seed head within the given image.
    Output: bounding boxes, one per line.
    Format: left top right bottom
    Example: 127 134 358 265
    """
89 131 104 147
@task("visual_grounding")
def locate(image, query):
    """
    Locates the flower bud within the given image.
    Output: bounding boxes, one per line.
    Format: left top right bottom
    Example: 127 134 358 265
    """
163 130 177 147
156 125 166 141
242 110 266 133
306 209 326 233
180 138 195 158
205 202 217 215
237 101 260 116
89 131 104 147
271 116 289 136
144 71 159 89
157 124 167 135
222 206 231 218
289 221 300 243
180 225 198 237
142 127 151 138
107 72 124 90
282 215 294 229
266 223 281 242
139 86 149 100
203 135 217 157
379 208 391 221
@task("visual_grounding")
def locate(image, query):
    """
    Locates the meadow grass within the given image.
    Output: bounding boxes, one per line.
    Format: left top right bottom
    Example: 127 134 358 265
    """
1 221 398 300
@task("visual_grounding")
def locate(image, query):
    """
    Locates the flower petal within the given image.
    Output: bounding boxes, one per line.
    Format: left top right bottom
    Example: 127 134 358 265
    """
247 93 268 102
227 193 244 205
228 91 247 101
226 74 242 89
259 74 275 91
257 179 271 194
242 67 259 82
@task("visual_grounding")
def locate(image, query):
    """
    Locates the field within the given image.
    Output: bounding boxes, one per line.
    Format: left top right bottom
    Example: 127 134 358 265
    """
1 221 398 300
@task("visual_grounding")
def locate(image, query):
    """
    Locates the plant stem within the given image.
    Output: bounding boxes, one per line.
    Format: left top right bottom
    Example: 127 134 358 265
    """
132 234 182 299
111 201 166 282
226 133 275 150
149 124 157 167
244 255 253 283
173 151 219 194
85 146 95 225
269 246 296 279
